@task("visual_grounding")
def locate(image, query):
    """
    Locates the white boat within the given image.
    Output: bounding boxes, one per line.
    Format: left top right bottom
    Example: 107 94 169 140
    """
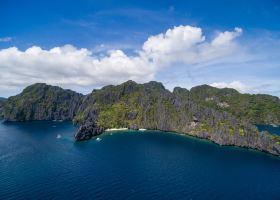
96 137 102 142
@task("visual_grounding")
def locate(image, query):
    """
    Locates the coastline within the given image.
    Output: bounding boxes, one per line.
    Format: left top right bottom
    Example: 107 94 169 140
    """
100 128 280 158
168 130 280 158
105 128 128 131
105 128 147 132
2 119 279 157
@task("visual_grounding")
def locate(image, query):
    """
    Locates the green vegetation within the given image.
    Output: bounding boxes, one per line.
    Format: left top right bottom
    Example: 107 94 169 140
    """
3 83 82 121
2 80 280 155
273 135 280 144
3 81 280 132
229 126 234 135
238 128 245 136
97 102 130 128
190 85 280 124
200 123 210 132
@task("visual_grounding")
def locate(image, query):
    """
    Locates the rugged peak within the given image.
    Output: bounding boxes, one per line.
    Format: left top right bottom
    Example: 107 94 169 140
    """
100 84 114 91
173 87 189 94
143 81 165 91
121 80 137 86
173 87 190 100
190 84 215 92
190 84 239 97
120 80 139 94
100 80 137 91
20 83 82 100
22 83 48 92
3 82 83 121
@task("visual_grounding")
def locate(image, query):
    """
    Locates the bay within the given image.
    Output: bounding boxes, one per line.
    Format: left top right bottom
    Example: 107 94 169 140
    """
0 121 280 200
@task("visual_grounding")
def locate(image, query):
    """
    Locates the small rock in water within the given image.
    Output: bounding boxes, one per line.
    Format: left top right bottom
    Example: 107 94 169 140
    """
75 122 104 141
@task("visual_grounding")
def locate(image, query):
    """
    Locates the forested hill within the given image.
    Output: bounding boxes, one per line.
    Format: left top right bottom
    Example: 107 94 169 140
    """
189 85 280 124
1 81 280 126
1 81 280 156
2 83 83 121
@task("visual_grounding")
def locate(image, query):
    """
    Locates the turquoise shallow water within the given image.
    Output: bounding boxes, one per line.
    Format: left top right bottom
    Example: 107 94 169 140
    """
0 121 280 200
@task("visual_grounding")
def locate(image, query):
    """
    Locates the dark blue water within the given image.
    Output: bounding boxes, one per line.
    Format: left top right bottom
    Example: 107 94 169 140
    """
0 121 280 200
257 124 280 135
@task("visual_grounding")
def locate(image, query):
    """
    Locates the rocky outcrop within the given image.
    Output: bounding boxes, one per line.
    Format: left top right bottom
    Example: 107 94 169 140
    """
129 124 139 130
74 122 104 141
0 97 7 118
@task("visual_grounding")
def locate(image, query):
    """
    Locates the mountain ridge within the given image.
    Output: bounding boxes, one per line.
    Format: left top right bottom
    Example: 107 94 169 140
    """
1 80 280 156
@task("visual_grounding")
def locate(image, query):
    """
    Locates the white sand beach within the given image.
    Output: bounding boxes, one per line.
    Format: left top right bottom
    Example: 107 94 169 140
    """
105 128 128 131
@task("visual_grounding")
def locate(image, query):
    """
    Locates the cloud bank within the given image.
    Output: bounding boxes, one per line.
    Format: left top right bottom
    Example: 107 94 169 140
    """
0 25 244 96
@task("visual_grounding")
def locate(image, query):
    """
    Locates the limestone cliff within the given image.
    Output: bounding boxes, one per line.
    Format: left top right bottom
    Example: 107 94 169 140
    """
2 81 280 156
3 83 83 121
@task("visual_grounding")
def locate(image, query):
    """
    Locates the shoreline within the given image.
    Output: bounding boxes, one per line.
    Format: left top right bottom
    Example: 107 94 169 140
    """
105 128 128 131
2 120 279 158
105 128 147 132
100 128 280 158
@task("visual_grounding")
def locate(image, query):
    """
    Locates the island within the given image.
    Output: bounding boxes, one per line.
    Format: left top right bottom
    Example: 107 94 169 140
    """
1 80 280 156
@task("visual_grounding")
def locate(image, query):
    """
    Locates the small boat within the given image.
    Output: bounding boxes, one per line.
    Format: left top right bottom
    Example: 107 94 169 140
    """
96 137 102 142
56 134 62 139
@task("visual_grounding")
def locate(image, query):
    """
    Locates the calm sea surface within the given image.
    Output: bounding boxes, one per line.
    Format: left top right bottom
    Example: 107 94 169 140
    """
0 121 280 200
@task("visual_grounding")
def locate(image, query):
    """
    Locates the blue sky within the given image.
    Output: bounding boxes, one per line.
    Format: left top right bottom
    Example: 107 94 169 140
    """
0 0 280 97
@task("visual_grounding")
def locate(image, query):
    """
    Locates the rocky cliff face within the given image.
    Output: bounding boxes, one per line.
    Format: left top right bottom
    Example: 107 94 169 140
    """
190 85 280 125
2 81 280 156
0 97 7 118
3 83 83 121
71 81 280 155
74 122 104 141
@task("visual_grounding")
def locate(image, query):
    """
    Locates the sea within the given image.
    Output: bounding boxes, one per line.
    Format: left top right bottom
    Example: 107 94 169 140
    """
0 121 280 200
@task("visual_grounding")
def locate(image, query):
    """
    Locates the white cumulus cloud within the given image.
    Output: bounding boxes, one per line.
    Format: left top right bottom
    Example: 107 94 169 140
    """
210 81 249 93
142 25 242 66
0 45 154 92
0 25 243 96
